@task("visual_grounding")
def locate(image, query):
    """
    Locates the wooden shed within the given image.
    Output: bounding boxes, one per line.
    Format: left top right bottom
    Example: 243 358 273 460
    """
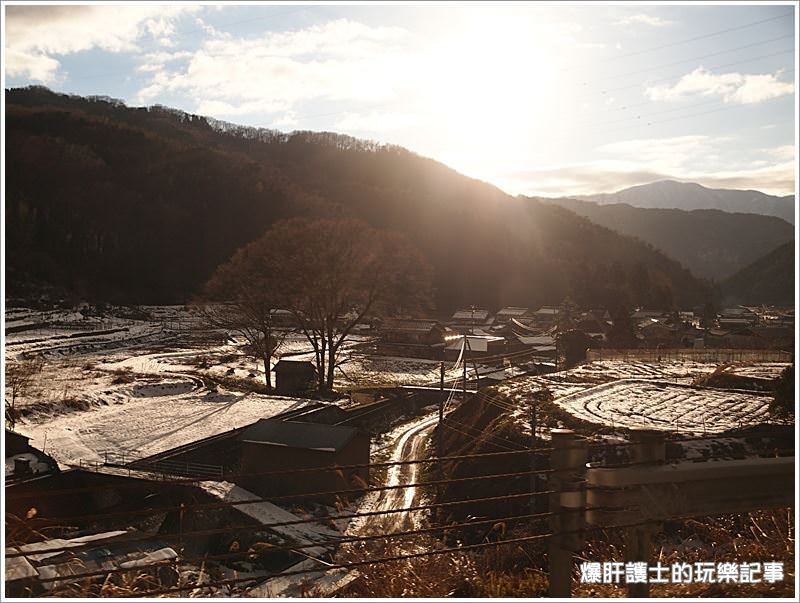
274 359 316 396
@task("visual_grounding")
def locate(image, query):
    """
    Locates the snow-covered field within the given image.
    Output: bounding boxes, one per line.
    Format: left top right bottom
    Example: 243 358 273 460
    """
7 304 790 464
493 358 789 435
17 379 310 466
551 378 773 434
6 305 484 469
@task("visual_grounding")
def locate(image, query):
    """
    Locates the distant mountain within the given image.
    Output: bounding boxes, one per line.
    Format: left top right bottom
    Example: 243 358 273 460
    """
571 180 795 224
539 198 794 280
5 86 711 311
721 242 795 306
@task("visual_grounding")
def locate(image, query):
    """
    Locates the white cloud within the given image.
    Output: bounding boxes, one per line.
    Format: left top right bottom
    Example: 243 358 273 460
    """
5 47 61 82
615 14 674 27
136 19 415 110
4 5 197 82
646 67 795 104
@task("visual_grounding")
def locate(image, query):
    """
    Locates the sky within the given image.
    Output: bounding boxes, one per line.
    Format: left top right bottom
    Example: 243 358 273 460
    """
3 2 797 197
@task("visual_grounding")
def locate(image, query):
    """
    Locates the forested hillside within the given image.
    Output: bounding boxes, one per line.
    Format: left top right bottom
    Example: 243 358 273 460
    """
6 87 710 311
721 242 795 306
541 198 794 280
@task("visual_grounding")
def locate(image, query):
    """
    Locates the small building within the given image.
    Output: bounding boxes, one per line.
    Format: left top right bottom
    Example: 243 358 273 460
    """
269 308 298 327
274 359 316 396
378 319 447 358
449 308 491 332
444 334 505 361
718 316 754 330
238 419 370 504
532 306 560 327
493 307 531 325
631 310 665 320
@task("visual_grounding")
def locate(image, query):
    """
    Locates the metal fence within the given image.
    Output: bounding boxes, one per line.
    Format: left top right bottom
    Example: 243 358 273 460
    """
586 348 792 364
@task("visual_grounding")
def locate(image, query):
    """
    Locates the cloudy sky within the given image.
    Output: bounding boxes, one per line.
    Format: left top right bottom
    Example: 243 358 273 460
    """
3 2 796 196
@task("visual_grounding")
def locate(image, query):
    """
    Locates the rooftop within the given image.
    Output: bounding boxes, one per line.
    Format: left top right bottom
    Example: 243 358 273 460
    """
239 419 360 452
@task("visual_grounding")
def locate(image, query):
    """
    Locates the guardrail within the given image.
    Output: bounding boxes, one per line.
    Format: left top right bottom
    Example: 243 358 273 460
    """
547 429 795 597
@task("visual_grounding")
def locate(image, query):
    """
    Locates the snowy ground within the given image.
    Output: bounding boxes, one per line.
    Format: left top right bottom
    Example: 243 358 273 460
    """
17 381 310 466
494 358 789 436
551 378 773 434
7 304 789 461
6 305 482 468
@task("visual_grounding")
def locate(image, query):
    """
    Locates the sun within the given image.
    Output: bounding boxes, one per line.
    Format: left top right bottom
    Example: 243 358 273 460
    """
418 11 569 180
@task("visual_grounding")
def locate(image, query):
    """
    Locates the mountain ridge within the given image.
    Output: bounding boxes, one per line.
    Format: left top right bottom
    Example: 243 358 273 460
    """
721 242 796 306
6 86 712 311
562 179 795 223
538 197 794 281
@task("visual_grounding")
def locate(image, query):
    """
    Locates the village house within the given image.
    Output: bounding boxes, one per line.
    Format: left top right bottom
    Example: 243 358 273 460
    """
449 308 492 332
532 306 560 328
493 306 532 325
377 318 448 359
444 334 505 361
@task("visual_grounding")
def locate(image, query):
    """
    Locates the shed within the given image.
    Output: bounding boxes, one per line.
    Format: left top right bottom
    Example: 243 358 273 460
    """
494 307 531 324
274 359 316 396
238 419 370 504
5 430 30 457
532 306 560 326
450 308 490 324
381 319 446 345
444 335 505 360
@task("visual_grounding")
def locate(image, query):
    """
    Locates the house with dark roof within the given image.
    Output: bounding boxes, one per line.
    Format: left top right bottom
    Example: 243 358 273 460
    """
378 318 447 358
493 307 532 325
238 419 370 504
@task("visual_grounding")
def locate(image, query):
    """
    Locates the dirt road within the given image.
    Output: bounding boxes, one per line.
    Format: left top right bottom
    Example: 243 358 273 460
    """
364 413 439 532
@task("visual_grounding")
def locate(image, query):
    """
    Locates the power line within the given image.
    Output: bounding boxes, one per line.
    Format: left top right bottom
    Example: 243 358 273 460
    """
7 446 554 501
562 9 795 71
8 507 553 560
18 483 557 530
576 33 794 87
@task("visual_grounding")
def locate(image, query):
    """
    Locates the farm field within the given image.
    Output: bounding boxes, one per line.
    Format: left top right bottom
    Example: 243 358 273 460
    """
6 305 473 469
551 378 773 434
7 304 791 465
495 359 790 437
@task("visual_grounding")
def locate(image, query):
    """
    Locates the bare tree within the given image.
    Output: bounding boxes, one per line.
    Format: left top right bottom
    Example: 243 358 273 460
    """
204 218 432 393
5 358 41 429
197 252 289 391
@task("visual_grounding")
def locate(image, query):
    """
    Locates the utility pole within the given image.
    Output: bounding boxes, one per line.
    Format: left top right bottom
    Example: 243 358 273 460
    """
530 397 538 511
462 335 468 401
438 361 445 457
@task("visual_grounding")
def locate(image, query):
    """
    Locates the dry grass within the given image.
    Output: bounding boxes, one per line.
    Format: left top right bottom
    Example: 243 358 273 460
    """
332 533 548 597
575 509 795 598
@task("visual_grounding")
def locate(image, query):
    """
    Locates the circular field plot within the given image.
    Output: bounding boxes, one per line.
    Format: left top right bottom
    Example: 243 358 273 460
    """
553 379 774 434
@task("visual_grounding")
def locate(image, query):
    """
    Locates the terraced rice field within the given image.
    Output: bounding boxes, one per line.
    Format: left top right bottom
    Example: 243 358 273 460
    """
552 378 774 434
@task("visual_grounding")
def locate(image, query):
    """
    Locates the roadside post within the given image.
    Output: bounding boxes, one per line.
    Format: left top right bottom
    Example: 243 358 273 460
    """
548 429 588 597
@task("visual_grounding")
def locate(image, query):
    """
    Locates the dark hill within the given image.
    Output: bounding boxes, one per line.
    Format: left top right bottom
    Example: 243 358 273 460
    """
5 86 710 311
721 242 795 306
540 197 794 280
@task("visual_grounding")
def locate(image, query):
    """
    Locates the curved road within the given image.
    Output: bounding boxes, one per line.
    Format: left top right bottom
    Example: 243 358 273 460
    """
368 413 440 532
